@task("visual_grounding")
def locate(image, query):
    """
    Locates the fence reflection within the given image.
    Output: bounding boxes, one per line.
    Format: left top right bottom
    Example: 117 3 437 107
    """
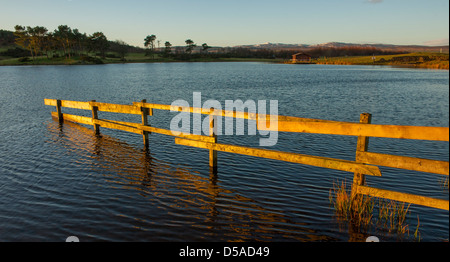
45 120 336 241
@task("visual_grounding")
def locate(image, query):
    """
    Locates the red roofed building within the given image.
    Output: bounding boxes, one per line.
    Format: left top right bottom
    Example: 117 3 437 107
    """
292 52 312 62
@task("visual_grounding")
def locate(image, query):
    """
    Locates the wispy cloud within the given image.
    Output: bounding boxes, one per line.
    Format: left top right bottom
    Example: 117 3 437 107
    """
423 38 449 46
367 0 383 3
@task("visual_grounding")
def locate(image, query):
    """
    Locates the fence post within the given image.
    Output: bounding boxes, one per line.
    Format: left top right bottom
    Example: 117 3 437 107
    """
91 100 100 135
351 113 372 197
209 114 218 170
141 99 151 148
56 99 63 123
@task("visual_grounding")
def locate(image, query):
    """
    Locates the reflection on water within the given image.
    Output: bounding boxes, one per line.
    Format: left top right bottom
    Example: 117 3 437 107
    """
45 120 336 241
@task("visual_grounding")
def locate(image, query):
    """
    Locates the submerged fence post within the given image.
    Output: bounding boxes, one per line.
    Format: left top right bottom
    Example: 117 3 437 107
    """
209 114 218 171
56 99 63 123
351 113 372 197
141 99 151 149
91 100 100 135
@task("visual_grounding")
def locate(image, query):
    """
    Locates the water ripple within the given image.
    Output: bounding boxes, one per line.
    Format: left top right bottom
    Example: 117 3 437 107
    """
0 63 447 241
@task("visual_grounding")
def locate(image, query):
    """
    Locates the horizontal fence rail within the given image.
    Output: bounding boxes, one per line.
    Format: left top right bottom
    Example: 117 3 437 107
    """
257 120 449 141
133 101 344 123
45 98 449 211
355 151 449 176
175 138 382 176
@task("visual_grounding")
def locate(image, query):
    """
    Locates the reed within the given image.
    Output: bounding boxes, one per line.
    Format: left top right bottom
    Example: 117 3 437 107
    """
377 198 411 234
440 176 449 189
329 179 419 238
414 215 421 242
329 180 374 229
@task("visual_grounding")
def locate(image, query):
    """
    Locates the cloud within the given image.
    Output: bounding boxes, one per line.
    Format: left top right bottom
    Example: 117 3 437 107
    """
367 0 383 3
423 38 449 46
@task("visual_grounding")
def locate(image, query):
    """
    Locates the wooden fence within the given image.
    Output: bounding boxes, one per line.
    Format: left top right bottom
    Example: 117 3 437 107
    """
44 98 449 211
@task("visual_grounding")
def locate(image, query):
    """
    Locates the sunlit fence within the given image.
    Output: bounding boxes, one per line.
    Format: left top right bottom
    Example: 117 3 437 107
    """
45 98 449 211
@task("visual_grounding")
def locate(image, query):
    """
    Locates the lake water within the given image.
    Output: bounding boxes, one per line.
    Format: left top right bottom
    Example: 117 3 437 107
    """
0 62 448 242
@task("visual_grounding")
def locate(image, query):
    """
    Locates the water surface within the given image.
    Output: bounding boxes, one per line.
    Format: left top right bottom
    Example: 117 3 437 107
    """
0 63 448 241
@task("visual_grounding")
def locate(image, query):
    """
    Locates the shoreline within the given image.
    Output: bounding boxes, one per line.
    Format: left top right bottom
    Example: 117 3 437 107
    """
1 53 448 70
1 61 448 70
313 61 449 70
313 52 449 70
0 56 285 67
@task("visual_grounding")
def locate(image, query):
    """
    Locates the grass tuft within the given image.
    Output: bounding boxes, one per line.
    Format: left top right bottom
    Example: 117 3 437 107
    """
329 179 419 239
329 180 374 229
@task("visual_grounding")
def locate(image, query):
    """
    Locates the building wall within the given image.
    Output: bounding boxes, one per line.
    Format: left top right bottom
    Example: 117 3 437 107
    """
293 55 311 61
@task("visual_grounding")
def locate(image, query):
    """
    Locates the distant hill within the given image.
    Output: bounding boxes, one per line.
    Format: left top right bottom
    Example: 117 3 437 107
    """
234 42 449 53
0 30 15 46
313 42 449 53
234 42 310 50
1 28 447 55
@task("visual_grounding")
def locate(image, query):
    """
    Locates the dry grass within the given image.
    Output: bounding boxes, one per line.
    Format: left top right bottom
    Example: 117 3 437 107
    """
316 52 449 70
329 180 374 229
440 176 449 189
329 179 420 240
377 198 411 234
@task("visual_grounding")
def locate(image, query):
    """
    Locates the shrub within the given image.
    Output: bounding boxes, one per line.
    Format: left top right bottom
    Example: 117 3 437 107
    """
80 55 104 64
18 57 31 62
0 47 30 58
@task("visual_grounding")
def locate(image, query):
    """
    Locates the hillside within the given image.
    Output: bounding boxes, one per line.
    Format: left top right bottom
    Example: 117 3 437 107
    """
234 42 449 53
0 30 15 46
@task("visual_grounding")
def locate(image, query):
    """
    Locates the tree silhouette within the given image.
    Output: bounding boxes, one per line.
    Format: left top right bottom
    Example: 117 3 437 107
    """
144 35 156 58
89 32 109 58
164 41 172 56
201 43 210 54
14 25 50 59
14 25 33 58
113 40 129 60
53 25 74 59
185 39 196 54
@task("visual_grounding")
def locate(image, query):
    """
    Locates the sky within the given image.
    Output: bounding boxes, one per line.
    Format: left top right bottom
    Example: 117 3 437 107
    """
0 0 448 48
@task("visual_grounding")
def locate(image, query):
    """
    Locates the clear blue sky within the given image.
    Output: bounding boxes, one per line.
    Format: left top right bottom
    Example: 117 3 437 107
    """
0 0 448 47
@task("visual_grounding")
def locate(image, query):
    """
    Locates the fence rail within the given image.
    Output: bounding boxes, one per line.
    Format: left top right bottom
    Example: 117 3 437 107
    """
45 98 449 211
258 119 449 141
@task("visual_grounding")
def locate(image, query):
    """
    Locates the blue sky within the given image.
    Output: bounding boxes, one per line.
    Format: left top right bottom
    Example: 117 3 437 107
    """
0 0 448 47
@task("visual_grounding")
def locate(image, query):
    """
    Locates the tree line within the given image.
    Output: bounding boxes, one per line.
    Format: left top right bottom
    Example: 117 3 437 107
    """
10 26 213 61
13 25 110 59
306 46 404 58
141 35 405 60
204 46 405 60
5 25 406 61
143 34 211 59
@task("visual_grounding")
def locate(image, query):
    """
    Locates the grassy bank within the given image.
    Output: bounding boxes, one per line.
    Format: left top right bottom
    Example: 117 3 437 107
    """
314 52 449 69
0 53 163 66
